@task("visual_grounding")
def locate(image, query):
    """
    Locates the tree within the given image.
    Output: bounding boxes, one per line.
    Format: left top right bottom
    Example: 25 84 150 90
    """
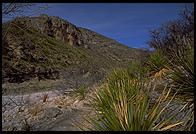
147 4 194 57
2 3 49 20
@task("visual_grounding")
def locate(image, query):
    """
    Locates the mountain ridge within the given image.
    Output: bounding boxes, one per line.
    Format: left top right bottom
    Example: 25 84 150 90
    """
2 14 149 91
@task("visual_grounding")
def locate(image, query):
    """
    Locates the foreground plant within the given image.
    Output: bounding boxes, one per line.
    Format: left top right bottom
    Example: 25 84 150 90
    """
146 39 194 131
167 41 194 131
73 86 86 100
73 70 183 131
169 45 194 98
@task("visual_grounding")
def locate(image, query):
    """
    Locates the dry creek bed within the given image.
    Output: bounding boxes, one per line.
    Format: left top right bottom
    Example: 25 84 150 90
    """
2 89 92 131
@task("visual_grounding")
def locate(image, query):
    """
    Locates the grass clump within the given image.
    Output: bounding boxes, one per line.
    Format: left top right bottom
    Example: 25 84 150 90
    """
168 45 194 99
145 38 194 130
146 50 170 76
74 66 183 131
166 42 194 131
126 60 145 79
73 86 87 100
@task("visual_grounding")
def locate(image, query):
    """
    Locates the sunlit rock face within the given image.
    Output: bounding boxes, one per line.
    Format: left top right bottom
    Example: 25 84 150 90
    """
13 14 84 47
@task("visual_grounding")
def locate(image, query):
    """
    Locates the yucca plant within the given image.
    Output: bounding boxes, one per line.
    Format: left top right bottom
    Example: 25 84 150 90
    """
166 41 194 131
168 45 194 98
126 60 144 79
73 86 86 100
73 69 183 131
146 50 170 76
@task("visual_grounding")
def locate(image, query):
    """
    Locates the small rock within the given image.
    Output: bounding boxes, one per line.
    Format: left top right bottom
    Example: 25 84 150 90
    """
57 105 62 109
18 106 25 112
83 72 90 78
21 122 31 131
45 107 61 118
7 126 17 131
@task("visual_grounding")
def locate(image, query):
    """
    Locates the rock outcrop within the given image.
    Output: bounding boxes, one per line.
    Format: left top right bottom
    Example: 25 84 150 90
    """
13 14 85 47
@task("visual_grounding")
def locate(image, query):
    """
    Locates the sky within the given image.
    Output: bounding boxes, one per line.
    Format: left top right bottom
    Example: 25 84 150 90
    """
2 3 193 49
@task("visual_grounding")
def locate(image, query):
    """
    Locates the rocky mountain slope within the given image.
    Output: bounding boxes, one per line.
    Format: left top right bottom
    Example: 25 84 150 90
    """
2 14 149 93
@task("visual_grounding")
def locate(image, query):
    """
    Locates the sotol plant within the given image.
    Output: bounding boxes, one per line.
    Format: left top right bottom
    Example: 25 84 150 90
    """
167 41 194 131
74 68 183 131
74 86 86 100
146 50 170 76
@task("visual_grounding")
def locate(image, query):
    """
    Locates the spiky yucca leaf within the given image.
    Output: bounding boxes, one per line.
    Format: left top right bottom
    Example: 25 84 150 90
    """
73 72 183 131
169 46 194 97
146 50 170 76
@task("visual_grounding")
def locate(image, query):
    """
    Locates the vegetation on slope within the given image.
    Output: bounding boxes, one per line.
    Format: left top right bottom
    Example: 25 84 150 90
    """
2 21 144 82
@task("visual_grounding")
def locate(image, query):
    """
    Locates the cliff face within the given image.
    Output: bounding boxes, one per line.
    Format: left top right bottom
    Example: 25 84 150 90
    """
2 14 149 86
13 14 120 48
13 14 85 47
12 14 144 56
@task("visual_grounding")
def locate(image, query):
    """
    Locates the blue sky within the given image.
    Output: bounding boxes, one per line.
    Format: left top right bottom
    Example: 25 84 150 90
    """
3 3 193 49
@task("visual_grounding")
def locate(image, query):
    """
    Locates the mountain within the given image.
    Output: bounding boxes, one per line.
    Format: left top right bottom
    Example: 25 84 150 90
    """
2 14 149 89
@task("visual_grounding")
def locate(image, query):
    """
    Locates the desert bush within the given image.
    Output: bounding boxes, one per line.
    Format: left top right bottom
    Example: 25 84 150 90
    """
105 61 146 103
168 46 194 98
74 68 183 131
108 60 144 83
145 50 170 76
73 86 86 100
147 5 194 57
126 60 145 79
146 5 194 98
156 39 194 130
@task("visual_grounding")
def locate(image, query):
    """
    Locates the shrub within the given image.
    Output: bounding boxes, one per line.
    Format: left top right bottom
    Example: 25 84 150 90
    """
74 69 182 131
162 40 194 131
126 60 144 79
74 86 86 100
147 5 194 54
167 42 194 131
169 46 194 97
146 50 170 76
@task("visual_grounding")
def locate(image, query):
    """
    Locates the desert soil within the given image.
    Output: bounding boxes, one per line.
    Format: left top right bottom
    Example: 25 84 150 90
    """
2 88 93 131
2 80 191 131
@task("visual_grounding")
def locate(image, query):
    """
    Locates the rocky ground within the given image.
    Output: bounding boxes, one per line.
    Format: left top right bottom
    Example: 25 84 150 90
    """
2 78 193 131
2 87 94 131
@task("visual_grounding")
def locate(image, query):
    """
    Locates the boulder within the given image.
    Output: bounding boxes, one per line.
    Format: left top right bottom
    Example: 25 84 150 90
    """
45 107 62 118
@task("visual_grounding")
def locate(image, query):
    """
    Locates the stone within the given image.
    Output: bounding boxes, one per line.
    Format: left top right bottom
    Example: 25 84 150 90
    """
57 105 62 109
83 72 90 78
45 107 62 118
18 106 25 112
7 118 23 131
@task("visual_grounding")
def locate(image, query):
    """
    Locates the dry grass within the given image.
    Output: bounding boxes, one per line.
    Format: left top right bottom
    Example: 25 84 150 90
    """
151 68 173 83
29 102 41 116
42 94 48 102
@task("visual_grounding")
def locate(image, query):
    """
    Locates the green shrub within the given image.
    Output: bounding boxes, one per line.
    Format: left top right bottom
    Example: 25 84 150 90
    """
105 61 146 104
166 41 194 109
160 40 194 131
74 86 86 99
74 69 182 131
169 45 194 95
146 50 170 76
127 60 144 79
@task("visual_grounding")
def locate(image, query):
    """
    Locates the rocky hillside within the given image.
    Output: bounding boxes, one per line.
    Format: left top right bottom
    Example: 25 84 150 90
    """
2 14 149 91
